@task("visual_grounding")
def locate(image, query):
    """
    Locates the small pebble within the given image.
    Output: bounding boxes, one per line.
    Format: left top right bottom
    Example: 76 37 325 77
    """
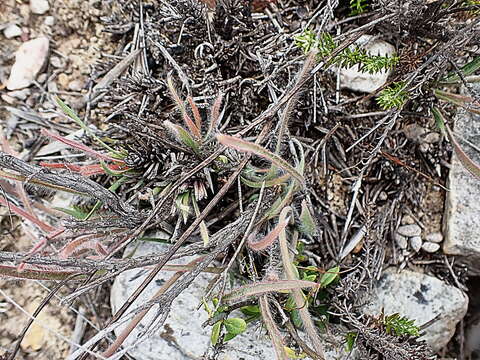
8 89 30 100
37 73 47 83
50 56 65 69
401 215 415 225
397 224 422 237
403 123 427 142
6 37 50 90
3 24 22 39
424 132 441 144
68 79 84 92
57 73 69 88
44 16 55 26
394 233 408 249
1 94 16 104
422 242 440 253
425 232 443 243
419 143 429 153
410 236 423 252
30 0 50 15
378 191 388 201
47 81 58 93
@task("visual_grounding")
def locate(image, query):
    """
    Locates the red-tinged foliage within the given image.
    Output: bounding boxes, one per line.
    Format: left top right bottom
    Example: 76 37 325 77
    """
41 128 125 163
39 162 127 177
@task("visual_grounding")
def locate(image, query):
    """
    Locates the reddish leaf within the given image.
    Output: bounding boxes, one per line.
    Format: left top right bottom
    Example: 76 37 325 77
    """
41 128 123 163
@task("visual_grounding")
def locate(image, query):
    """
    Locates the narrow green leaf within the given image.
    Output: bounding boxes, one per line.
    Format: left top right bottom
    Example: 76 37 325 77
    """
434 90 480 115
192 195 210 246
211 321 222 346
55 97 119 155
299 199 318 236
442 56 480 84
217 134 305 186
164 120 200 154
224 318 247 335
54 207 89 220
345 332 357 352
320 266 340 288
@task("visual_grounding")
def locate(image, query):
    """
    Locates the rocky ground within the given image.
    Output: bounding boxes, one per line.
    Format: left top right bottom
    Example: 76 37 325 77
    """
0 1 479 360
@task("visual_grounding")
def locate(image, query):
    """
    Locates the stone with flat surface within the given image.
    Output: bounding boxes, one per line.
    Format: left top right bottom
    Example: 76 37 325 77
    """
443 83 480 267
111 240 358 359
364 268 468 352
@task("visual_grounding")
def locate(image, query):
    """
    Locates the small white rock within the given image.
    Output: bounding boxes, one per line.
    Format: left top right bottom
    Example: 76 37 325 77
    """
422 242 440 253
394 233 408 249
338 35 396 93
44 16 55 26
37 73 47 83
397 224 422 237
425 232 443 243
1 94 16 105
30 0 50 15
404 123 427 142
410 236 423 252
68 79 84 92
6 37 50 90
419 143 430 153
3 24 22 39
424 132 441 144
8 89 30 100
50 56 65 69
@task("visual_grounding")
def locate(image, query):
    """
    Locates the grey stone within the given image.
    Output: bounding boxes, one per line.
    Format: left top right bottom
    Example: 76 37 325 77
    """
68 79 84 92
6 37 50 90
364 268 468 351
403 124 427 142
50 56 65 69
3 24 22 39
424 132 441 144
425 232 443 243
419 143 429 153
394 233 408 249
1 94 16 105
443 83 480 264
422 242 440 253
338 35 395 93
111 240 357 360
410 236 422 252
37 73 47 83
44 16 55 26
30 0 50 14
397 224 421 237
8 89 30 100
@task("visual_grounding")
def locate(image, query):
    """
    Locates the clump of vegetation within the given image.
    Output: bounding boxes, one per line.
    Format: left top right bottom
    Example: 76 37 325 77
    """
376 81 410 109
295 30 399 74
1 0 478 359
